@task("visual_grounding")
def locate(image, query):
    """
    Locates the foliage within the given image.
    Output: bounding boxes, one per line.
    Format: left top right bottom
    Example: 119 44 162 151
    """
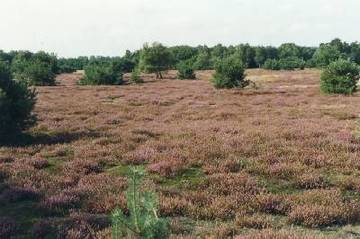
58 56 89 73
279 57 305 70
193 47 213 70
0 61 36 140
81 63 123 85
278 43 301 59
176 60 196 80
234 44 257 68
169 46 198 66
130 68 144 84
11 51 57 86
212 56 248 89
139 43 172 79
263 59 281 70
111 167 170 239
320 59 360 94
313 44 341 67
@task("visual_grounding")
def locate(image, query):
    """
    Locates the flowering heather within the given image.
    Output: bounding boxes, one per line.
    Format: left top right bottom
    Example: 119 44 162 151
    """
1 69 360 237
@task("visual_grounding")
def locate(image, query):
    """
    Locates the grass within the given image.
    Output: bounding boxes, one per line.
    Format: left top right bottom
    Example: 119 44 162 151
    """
2 69 360 238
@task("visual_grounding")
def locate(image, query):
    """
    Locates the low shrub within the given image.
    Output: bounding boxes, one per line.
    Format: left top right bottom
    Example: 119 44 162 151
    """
279 57 305 70
0 61 37 140
212 57 248 89
320 59 360 94
176 60 196 80
81 63 123 85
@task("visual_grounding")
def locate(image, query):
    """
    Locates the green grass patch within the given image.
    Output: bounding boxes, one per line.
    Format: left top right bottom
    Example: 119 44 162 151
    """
44 156 67 174
105 163 132 177
152 167 205 190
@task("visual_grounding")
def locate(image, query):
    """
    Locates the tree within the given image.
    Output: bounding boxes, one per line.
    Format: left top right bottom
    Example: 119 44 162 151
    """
130 67 143 84
193 46 213 70
263 59 280 70
11 51 57 86
313 44 341 67
139 42 172 79
177 60 196 80
0 61 36 141
169 46 198 66
278 43 301 59
320 59 359 94
81 63 123 85
212 57 248 89
234 44 256 68
112 167 169 239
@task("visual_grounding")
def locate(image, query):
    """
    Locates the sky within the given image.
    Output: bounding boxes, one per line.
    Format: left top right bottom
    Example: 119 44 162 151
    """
0 0 359 57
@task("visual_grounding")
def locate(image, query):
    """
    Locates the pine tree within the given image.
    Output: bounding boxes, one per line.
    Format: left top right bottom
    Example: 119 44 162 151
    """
112 167 169 239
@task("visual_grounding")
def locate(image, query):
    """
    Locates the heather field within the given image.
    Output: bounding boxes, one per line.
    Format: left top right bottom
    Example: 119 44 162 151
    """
2 69 360 238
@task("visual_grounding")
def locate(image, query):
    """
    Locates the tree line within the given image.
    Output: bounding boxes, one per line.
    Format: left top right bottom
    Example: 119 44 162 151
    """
1 38 360 86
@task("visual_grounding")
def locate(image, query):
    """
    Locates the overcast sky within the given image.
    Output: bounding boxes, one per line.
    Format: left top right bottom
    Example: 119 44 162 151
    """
0 0 359 57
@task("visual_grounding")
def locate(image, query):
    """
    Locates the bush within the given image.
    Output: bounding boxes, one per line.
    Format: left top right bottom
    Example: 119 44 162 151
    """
279 57 305 70
11 51 57 86
112 167 170 239
193 51 213 70
263 57 305 70
212 57 248 89
263 59 280 70
176 60 196 80
320 59 359 94
0 61 36 140
129 68 143 84
81 63 123 85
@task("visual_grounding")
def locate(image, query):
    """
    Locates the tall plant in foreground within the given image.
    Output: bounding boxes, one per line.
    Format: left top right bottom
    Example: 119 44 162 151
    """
320 59 359 95
212 56 249 89
0 61 36 141
112 167 169 239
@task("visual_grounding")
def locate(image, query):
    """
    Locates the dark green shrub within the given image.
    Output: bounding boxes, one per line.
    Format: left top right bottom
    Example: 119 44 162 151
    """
264 57 305 70
139 42 172 79
320 59 360 94
263 59 280 70
81 63 123 85
313 44 341 67
212 57 248 89
112 167 170 239
11 51 57 86
193 51 213 70
176 60 196 80
279 57 305 70
0 61 36 140
130 68 143 84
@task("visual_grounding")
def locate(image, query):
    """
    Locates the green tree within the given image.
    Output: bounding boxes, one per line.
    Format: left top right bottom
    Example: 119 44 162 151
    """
234 44 256 68
263 59 281 70
130 67 143 84
212 57 248 89
193 47 213 70
0 61 36 141
112 167 169 239
139 42 172 79
81 63 123 85
177 60 196 80
11 51 57 86
313 44 341 67
278 43 301 59
320 59 359 94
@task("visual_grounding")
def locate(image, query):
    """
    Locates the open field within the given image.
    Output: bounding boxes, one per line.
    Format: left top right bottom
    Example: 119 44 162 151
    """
1 69 360 238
